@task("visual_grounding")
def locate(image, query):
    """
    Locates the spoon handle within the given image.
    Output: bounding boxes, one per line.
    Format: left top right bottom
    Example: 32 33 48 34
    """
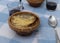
54 29 60 43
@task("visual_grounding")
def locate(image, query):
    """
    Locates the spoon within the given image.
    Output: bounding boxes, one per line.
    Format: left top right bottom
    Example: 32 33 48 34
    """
48 15 59 43
48 15 57 28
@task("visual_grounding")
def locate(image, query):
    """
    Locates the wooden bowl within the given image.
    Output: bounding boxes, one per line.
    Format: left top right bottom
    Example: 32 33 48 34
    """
27 0 44 7
8 12 40 36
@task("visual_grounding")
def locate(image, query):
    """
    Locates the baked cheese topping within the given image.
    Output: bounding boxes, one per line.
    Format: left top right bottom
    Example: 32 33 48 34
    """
11 14 36 27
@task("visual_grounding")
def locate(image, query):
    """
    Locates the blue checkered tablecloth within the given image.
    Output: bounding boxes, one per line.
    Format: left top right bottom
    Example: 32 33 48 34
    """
0 0 60 43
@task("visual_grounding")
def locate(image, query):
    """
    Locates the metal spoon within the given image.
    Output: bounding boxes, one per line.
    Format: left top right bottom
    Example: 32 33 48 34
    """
48 15 59 43
48 15 57 28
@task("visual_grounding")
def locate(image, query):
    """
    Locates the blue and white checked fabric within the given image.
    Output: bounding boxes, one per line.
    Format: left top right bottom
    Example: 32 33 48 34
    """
0 0 60 43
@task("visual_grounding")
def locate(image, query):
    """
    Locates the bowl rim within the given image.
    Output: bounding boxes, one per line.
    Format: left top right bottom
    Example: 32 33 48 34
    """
27 0 44 3
8 11 40 31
